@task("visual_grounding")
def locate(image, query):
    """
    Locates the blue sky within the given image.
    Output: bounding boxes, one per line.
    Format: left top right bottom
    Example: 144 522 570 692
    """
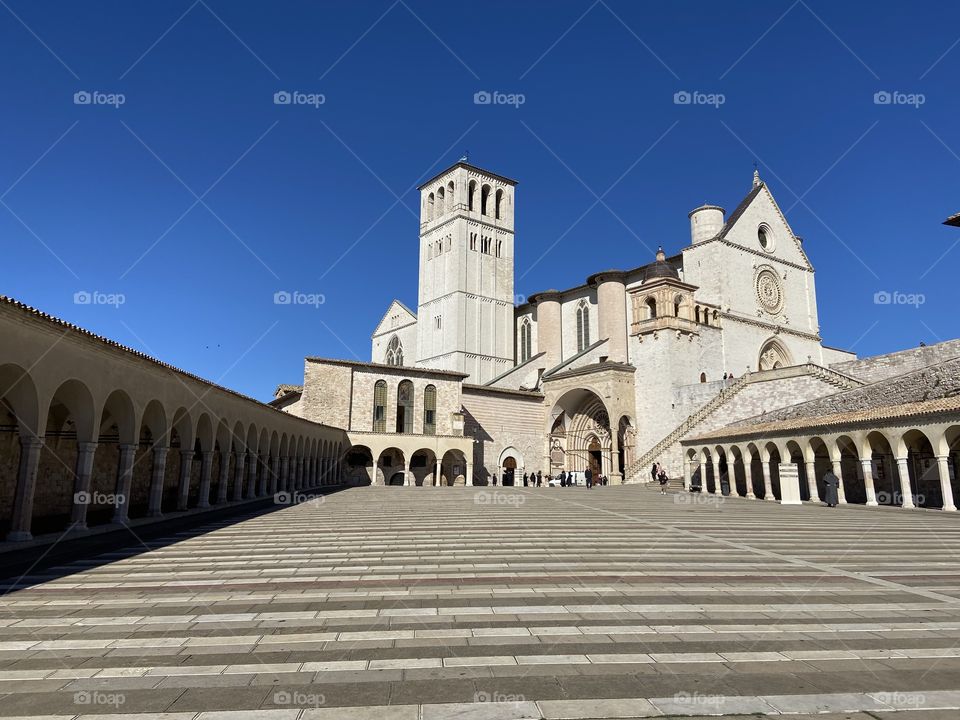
1 0 957 400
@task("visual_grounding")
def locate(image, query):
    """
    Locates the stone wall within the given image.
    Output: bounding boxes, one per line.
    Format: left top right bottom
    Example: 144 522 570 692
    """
830 339 960 384
300 361 353 430
461 386 544 484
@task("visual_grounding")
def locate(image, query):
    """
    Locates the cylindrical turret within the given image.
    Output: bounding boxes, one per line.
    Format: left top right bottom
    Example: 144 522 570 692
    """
688 204 725 244
588 271 628 363
530 290 561 370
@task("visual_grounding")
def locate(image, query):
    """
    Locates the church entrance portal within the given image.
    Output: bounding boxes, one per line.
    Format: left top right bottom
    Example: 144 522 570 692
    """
588 438 602 478
502 457 516 486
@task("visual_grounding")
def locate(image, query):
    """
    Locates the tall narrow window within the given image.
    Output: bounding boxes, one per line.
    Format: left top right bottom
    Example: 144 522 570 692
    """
427 193 434 221
576 300 590 352
645 297 657 320
447 181 455 211
496 240 502 258
396 380 414 434
423 385 436 435
520 318 532 362
373 380 387 432
481 184 491 215
495 188 503 219
436 186 445 217
469 232 476 251
468 180 476 211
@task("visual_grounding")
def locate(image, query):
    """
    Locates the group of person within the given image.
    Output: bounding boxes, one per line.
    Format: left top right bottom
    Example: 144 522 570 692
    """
490 468 610 488
651 461 669 494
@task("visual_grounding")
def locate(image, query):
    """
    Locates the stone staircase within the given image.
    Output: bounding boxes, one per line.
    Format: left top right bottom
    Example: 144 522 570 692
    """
624 363 865 484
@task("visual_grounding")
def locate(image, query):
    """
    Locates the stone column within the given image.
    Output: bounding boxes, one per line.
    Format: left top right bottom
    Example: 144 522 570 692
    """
805 461 819 501
233 452 246 501
148 446 168 516
270 456 281 495
936 456 957 512
683 459 692 492
435 459 441 487
7 436 44 541
831 459 847 504
466 462 473 486
197 451 214 508
280 456 290 492
246 453 258 498
175 450 194 511
216 452 231 504
309 457 316 488
70 442 98 529
112 443 137 524
860 458 878 506
296 457 304 490
761 461 775 501
743 460 756 499
895 456 915 509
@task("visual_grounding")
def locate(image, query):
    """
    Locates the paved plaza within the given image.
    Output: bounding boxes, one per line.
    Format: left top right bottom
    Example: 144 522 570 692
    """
2 486 960 719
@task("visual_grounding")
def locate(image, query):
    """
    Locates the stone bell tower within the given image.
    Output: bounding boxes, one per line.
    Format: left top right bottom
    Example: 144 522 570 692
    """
415 161 517 383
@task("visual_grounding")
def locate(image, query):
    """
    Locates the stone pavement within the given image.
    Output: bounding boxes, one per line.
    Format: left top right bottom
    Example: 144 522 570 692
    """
2 486 960 719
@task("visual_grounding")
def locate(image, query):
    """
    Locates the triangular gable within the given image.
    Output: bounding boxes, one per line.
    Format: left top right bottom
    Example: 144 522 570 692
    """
372 299 417 338
717 181 813 271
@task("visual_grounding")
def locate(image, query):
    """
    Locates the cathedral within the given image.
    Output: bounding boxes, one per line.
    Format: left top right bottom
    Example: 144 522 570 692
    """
280 160 861 486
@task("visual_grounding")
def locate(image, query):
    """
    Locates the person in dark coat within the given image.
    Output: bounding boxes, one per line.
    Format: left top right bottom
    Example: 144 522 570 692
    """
658 468 669 495
585 468 593 489
536 470 542 487
822 471 840 507
522 472 529 487
651 462 659 483
559 470 566 487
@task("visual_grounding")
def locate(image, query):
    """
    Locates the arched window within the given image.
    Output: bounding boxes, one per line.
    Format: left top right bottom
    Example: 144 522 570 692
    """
694 306 701 323
699 372 707 383
396 380 413 434
436 186 445 217
447 181 455 211
372 380 387 432
674 295 682 317
496 240 502 258
481 184 491 216
468 180 476 211
519 318 532 362
712 309 719 325
423 385 436 435
385 335 403 366
495 188 504 219
427 193 435 222
645 297 657 320
469 232 476 251
576 300 590 352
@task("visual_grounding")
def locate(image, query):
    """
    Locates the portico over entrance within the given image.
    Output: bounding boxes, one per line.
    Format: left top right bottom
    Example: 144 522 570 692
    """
542 362 636 484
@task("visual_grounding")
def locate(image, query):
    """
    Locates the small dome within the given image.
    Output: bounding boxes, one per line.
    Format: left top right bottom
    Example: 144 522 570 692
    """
644 247 679 282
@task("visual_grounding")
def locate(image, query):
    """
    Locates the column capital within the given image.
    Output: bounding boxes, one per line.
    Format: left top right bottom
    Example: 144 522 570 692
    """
76 441 98 453
21 435 45 450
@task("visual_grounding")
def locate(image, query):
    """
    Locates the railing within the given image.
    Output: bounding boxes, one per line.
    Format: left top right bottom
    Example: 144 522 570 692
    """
625 363 864 483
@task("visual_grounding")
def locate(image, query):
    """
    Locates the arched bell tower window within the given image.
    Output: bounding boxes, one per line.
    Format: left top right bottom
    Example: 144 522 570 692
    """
385 335 404 366
435 186 445 217
426 193 434 222
481 184 491 216
447 181 455 212
645 297 657 320
468 180 476 211
495 188 504 219
576 300 591 352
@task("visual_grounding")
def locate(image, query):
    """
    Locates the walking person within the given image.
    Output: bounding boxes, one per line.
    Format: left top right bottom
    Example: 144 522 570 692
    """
523 472 529 487
536 470 542 487
651 462 659 483
559 469 567 488
585 467 593 489
823 470 840 508
658 467 669 495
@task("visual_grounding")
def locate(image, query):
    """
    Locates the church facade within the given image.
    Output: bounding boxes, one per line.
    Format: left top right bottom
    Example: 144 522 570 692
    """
295 161 861 485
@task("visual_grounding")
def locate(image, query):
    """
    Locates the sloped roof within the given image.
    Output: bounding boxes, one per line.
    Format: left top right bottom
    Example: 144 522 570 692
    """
944 212 960 227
